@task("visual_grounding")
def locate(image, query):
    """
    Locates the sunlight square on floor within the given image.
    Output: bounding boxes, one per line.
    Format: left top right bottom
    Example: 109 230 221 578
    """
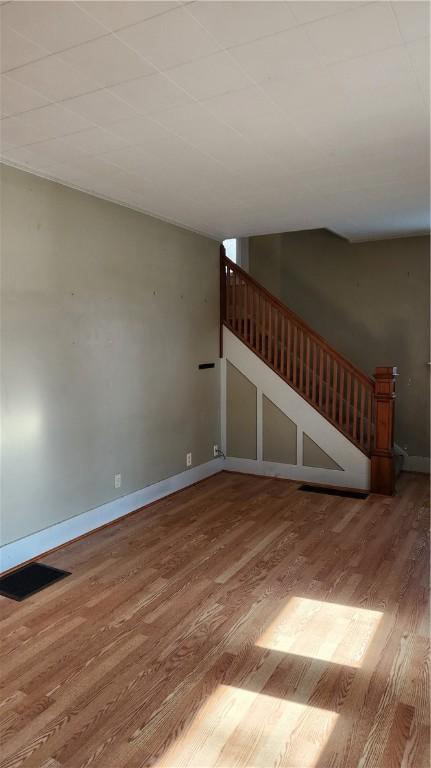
255 596 383 668
155 685 338 768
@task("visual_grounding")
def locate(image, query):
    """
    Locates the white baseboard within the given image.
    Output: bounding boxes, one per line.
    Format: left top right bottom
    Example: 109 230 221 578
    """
403 455 430 474
0 458 224 574
224 457 369 489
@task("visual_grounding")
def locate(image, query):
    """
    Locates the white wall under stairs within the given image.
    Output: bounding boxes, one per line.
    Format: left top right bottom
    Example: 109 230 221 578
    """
221 327 370 490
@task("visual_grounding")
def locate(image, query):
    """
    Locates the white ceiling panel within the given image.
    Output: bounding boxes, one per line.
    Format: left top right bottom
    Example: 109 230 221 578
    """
407 37 430 101
262 68 350 125
77 1 177 31
2 115 48 147
63 90 138 125
391 0 430 43
154 101 246 150
151 100 279 174
325 178 431 233
293 96 428 161
0 1 429 241
104 124 233 195
6 55 101 101
16 136 88 165
62 126 130 156
64 152 130 182
0 143 47 168
124 133 224 179
202 86 292 142
329 44 422 98
110 73 193 115
289 2 366 24
117 6 220 70
202 137 272 174
301 153 429 197
16 104 94 141
0 149 75 181
305 2 403 65
60 34 155 87
107 115 174 146
188 1 297 48
0 75 50 117
0 26 49 72
1 1 106 54
230 25 320 82
96 144 161 178
167 51 251 100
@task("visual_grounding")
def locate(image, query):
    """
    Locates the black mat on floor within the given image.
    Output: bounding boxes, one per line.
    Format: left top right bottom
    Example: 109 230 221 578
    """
299 484 368 500
0 562 70 601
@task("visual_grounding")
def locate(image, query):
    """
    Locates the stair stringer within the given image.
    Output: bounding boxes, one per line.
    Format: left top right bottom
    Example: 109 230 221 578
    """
221 327 370 490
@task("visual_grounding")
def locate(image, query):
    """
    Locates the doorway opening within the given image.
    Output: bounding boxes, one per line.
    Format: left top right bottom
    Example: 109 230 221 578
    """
223 238 237 263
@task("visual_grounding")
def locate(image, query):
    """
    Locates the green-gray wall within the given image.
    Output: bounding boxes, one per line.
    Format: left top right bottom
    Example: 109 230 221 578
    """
249 228 430 460
262 395 296 465
226 361 257 460
1 165 220 545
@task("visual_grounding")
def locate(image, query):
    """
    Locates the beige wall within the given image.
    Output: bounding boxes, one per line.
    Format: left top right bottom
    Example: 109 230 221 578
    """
226 361 257 459
1 165 220 545
303 434 341 470
249 229 430 459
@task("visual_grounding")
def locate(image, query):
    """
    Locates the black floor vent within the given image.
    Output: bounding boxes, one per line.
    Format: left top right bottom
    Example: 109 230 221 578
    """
0 562 70 601
299 484 369 500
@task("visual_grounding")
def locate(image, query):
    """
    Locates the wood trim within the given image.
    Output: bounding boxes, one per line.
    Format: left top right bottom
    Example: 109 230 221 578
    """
219 244 226 358
370 366 397 494
222 470 369 495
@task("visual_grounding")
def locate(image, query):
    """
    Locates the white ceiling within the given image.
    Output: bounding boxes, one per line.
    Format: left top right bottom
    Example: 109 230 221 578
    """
1 0 429 241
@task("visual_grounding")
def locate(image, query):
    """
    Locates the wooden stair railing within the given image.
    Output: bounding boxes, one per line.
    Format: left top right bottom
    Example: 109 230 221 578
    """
220 247 397 494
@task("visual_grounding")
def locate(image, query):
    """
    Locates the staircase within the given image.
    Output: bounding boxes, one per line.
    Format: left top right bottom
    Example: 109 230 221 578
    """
220 248 397 494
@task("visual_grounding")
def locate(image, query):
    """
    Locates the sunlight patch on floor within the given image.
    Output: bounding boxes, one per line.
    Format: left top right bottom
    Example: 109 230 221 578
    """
256 596 383 668
155 684 338 768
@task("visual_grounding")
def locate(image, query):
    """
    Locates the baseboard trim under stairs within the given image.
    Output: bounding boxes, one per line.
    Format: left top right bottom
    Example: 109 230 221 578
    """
223 458 370 493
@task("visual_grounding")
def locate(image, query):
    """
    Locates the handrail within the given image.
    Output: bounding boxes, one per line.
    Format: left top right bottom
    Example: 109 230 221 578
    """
222 254 374 389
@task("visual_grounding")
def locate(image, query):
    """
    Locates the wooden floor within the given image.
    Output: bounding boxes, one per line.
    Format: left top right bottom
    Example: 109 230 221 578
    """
0 471 429 768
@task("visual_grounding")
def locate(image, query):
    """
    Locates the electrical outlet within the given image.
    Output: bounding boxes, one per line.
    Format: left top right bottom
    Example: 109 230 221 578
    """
213 444 219 457
114 473 122 489
186 452 192 467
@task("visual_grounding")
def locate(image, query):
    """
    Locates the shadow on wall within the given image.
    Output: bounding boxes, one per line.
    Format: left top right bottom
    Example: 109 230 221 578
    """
280 259 426 459
249 230 430 458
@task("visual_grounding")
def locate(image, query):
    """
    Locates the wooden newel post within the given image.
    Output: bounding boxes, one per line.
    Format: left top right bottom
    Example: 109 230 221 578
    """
219 244 226 358
370 366 397 495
